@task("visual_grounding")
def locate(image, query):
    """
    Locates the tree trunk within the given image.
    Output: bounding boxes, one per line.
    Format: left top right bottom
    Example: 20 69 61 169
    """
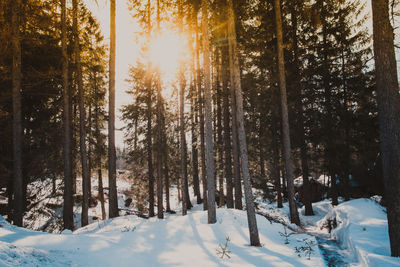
88 103 92 200
108 0 119 219
61 0 73 230
222 46 233 209
371 0 400 257
94 78 106 221
216 50 224 208
162 113 171 212
196 18 207 211
201 0 216 223
290 1 313 216
259 116 265 179
145 0 154 218
191 71 202 204
11 0 23 227
272 113 283 208
227 0 261 246
147 91 154 217
273 0 300 226
73 0 89 227
156 0 164 220
180 78 188 215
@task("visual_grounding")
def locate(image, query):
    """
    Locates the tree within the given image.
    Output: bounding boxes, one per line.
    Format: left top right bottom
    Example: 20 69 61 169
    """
108 0 119 219
371 0 400 257
156 0 164 219
11 0 23 227
61 0 74 230
201 0 216 224
289 0 313 216
273 0 300 226
72 0 89 227
227 0 261 246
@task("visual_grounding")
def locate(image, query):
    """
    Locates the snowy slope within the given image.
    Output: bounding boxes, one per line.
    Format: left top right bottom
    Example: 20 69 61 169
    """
0 206 323 266
317 199 400 267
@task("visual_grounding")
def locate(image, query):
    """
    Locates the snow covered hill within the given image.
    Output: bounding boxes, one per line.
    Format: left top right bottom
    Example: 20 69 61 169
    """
0 207 323 267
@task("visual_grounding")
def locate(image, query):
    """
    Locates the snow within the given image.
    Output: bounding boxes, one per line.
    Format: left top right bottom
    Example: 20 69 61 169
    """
0 206 323 266
2 174 399 266
256 196 400 266
317 199 400 266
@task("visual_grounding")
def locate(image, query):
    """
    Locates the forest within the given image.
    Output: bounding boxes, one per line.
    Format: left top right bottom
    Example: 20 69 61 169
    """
0 0 400 266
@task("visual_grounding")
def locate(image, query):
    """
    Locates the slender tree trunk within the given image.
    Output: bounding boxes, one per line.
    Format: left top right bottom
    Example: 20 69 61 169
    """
222 46 233 209
371 0 400 256
230 69 242 210
88 103 92 201
216 50 224 208
147 92 154 217
227 0 261 246
196 20 208 211
184 138 192 209
61 0 73 230
11 0 23 227
228 45 242 210
108 0 118 219
190 13 202 205
178 0 189 215
273 0 300 226
145 0 154 218
201 0 216 223
341 49 351 201
191 73 202 204
94 81 106 221
259 116 265 179
72 0 89 227
272 113 283 208
156 83 163 219
162 113 171 212
290 2 313 215
156 0 164 220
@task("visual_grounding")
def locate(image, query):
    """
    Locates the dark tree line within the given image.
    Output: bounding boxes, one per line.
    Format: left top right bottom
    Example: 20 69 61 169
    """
0 0 117 230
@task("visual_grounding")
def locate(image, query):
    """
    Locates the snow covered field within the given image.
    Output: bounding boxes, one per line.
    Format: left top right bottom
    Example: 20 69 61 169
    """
0 176 399 266
0 206 323 266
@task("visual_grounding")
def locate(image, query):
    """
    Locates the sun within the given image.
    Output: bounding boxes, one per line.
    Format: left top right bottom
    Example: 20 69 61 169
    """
148 30 188 82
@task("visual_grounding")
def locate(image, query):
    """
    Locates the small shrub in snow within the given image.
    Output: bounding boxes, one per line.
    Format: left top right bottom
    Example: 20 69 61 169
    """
294 238 316 260
279 225 295 244
122 225 136 232
216 236 232 259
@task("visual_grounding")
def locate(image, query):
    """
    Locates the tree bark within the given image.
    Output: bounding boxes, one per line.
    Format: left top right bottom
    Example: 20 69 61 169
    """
191 70 202 204
145 0 154 218
73 0 89 227
196 15 208 211
11 0 23 227
61 0 73 230
272 113 283 208
201 0 216 224
156 0 164 220
108 0 119 219
222 45 233 209
227 0 261 246
273 0 300 226
371 0 400 257
94 78 106 221
216 50 224 208
290 1 313 215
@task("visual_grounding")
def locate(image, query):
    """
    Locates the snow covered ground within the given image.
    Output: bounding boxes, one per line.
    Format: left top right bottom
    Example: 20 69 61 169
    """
0 205 323 266
255 194 400 267
1 176 399 266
